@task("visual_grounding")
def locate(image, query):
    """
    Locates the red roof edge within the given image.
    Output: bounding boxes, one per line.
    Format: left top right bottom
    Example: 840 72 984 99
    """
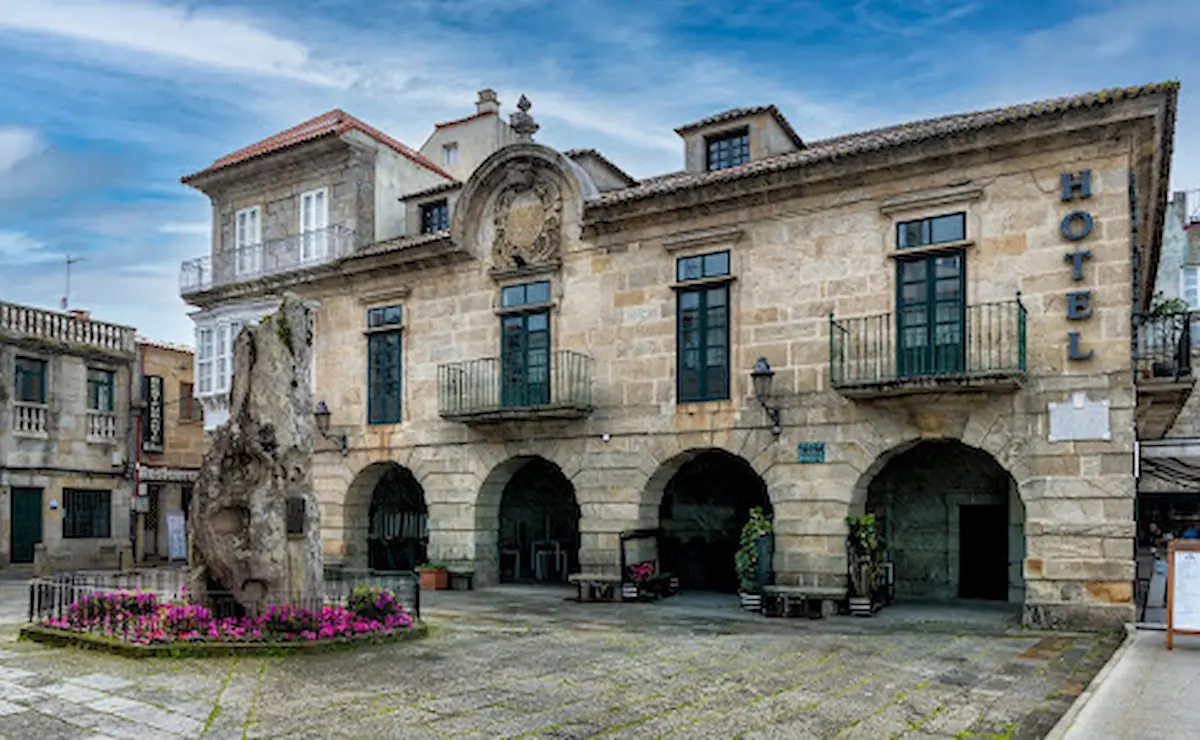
434 110 498 129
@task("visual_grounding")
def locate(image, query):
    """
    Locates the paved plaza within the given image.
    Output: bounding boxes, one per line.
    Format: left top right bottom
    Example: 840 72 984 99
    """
0 576 1118 739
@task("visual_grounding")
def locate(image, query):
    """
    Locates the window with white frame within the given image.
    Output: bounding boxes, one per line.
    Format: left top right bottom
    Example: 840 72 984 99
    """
197 328 214 394
299 188 328 262
443 143 458 168
1182 266 1199 309
235 206 262 276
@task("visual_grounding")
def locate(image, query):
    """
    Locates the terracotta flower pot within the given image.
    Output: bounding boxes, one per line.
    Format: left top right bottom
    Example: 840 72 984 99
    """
419 567 448 591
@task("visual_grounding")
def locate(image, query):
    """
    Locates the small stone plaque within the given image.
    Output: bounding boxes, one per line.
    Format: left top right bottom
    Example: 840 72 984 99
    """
1048 392 1111 442
797 442 826 464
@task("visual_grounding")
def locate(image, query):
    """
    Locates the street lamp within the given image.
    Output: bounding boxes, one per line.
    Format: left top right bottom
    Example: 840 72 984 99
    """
750 357 781 436
313 400 349 456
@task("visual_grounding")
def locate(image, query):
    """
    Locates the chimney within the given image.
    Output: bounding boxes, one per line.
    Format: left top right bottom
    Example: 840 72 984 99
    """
476 88 501 115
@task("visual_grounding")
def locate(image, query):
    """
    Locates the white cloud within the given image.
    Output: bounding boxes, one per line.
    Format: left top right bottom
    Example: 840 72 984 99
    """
157 221 210 236
0 126 43 172
0 0 346 86
0 229 57 266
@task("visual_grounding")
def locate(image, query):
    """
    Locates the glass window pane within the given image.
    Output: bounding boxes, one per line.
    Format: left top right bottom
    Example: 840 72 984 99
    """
900 260 926 281
526 281 551 304
706 287 727 307
526 312 548 331
935 254 961 277
677 257 702 282
501 285 525 307
679 291 701 310
703 251 730 277
931 214 965 244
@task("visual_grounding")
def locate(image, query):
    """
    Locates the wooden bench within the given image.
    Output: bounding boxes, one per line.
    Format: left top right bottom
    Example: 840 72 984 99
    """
568 574 622 603
762 586 847 619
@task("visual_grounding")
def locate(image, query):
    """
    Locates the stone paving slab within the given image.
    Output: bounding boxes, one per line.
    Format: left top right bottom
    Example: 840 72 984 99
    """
0 579 1120 739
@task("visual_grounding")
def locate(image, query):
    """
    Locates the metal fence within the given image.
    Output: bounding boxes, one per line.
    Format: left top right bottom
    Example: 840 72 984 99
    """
29 568 420 625
437 349 593 418
179 225 356 295
1136 311 1195 380
830 297 1027 387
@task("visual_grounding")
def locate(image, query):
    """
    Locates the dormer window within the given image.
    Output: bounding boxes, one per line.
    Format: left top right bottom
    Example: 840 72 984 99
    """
421 200 450 233
706 128 750 171
443 143 459 168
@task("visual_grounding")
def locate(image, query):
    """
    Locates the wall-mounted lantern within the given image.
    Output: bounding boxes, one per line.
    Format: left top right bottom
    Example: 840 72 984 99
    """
313 400 349 456
750 357 782 436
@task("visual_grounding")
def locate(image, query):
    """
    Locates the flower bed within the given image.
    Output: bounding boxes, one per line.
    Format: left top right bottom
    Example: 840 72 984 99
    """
25 585 421 656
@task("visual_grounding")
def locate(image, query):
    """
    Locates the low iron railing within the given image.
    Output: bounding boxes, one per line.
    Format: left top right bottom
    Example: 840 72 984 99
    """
437 350 594 418
831 297 1027 388
179 224 355 295
1136 311 1195 381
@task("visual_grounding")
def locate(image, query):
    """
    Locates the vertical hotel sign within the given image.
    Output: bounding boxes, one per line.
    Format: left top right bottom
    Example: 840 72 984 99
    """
142 375 164 453
1061 169 1095 360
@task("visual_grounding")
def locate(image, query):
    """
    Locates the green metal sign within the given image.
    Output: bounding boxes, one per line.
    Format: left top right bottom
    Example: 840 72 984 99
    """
797 443 826 464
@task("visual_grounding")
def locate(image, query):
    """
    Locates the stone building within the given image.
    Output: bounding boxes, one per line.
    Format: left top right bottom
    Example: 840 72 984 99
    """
179 83 1181 630
133 339 205 563
0 301 137 571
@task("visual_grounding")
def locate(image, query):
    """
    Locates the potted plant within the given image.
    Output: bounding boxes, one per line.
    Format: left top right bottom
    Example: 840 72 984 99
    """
625 561 656 601
845 515 882 617
735 507 774 611
418 563 449 591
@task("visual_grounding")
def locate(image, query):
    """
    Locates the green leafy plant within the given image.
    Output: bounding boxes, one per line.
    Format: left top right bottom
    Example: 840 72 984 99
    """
419 563 447 570
845 514 882 598
1145 291 1190 320
734 507 774 593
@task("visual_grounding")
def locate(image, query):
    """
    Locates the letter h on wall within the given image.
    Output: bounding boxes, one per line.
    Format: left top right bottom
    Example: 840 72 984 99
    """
1061 170 1092 202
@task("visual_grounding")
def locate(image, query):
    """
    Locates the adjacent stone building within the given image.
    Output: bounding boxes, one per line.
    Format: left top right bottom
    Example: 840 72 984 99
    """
0 302 137 571
133 339 205 563
179 83 1182 630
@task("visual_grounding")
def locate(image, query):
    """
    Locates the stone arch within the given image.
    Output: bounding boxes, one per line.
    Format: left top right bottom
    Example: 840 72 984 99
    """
856 439 1026 604
343 461 428 571
642 447 775 593
474 455 581 587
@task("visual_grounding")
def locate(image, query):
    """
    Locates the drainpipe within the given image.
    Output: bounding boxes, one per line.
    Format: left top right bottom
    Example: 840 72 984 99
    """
131 343 144 568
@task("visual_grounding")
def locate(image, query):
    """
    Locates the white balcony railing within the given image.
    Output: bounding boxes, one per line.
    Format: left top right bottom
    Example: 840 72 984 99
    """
0 302 136 354
14 402 47 437
86 411 118 442
180 224 355 295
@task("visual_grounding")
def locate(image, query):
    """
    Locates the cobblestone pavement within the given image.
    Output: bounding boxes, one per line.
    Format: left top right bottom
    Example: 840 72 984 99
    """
0 578 1119 739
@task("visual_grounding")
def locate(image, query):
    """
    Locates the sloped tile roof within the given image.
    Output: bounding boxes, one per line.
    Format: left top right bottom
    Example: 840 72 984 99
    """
182 110 455 184
601 82 1178 207
564 148 638 186
345 230 452 260
675 104 804 148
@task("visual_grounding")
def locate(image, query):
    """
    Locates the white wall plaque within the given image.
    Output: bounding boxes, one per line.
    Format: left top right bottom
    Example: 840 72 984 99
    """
1048 392 1111 442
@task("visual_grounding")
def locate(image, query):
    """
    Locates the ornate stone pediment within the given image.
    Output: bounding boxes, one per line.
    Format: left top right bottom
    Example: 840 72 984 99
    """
491 159 563 269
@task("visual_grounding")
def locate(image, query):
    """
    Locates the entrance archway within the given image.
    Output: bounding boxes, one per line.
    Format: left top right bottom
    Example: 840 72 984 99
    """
864 440 1024 602
345 463 428 572
657 449 772 593
496 457 581 583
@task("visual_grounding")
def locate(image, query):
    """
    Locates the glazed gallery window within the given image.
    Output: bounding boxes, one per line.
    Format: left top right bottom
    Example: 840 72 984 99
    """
676 251 731 402
500 281 551 407
235 206 262 276
896 212 966 250
706 129 749 172
196 329 214 394
421 200 450 234
1182 266 1199 309
367 305 403 425
63 489 111 539
87 368 115 411
299 188 329 262
14 356 46 403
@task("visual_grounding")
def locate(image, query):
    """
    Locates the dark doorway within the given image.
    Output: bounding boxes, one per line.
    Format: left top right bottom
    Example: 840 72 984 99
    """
367 466 428 572
498 458 580 583
958 505 1008 600
10 488 42 564
658 450 772 593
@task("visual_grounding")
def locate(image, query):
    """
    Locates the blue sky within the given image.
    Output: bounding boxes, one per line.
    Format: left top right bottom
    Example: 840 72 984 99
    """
0 0 1197 344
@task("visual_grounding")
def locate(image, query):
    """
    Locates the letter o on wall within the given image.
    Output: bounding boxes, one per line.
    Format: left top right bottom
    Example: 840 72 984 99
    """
1061 211 1094 242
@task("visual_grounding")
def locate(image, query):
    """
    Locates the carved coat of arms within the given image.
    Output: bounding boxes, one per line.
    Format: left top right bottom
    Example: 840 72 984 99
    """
492 160 562 268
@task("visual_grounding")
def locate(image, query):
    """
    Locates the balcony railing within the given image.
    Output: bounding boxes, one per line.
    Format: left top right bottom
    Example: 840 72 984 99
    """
831 297 1027 397
0 302 135 355
13 402 47 437
179 224 355 295
1136 311 1195 381
86 411 118 443
437 350 594 422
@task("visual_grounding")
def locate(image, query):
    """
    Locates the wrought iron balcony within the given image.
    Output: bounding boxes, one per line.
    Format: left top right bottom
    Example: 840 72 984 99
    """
830 296 1027 398
437 350 594 422
179 225 355 296
1135 310 1196 439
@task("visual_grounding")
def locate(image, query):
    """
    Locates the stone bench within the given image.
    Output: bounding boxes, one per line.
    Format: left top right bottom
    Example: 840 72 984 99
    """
762 586 847 619
448 570 475 591
568 574 622 603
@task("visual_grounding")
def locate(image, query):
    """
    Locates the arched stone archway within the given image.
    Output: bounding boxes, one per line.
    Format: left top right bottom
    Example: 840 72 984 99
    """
344 462 428 572
648 448 773 593
476 456 580 586
860 440 1025 603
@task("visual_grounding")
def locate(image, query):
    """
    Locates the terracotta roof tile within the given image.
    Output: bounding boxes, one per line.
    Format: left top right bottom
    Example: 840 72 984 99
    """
402 181 463 201
600 82 1178 208
345 230 452 260
182 110 455 184
137 337 194 354
675 104 804 148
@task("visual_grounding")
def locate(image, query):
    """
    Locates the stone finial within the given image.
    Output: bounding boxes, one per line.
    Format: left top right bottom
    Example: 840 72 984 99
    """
510 94 539 142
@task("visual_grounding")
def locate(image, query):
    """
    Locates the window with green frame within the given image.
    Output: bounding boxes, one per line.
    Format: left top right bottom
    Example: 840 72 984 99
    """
366 305 403 425
87 368 115 411
676 251 731 402
896 212 966 250
14 357 46 403
63 489 111 539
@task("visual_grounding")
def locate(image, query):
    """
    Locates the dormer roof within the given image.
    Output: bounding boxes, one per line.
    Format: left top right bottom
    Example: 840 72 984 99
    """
675 104 804 148
181 109 455 185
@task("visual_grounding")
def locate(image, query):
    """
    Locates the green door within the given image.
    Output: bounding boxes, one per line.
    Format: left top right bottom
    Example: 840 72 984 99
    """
10 488 42 564
501 311 550 407
897 251 966 377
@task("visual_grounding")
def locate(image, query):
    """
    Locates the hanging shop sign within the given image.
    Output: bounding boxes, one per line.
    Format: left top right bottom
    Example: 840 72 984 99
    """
141 374 164 453
1060 169 1095 361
